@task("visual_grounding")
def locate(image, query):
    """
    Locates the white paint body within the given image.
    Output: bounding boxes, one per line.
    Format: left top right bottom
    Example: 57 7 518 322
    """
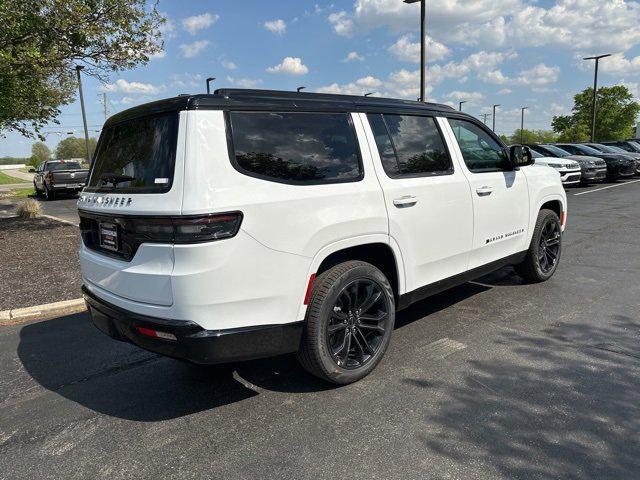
79 111 566 331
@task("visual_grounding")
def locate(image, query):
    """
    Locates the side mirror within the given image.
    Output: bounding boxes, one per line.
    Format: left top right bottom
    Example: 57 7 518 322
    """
510 145 534 167
28 168 36 173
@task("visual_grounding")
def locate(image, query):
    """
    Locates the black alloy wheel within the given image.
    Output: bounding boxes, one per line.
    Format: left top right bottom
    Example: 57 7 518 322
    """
326 279 390 369
538 219 561 274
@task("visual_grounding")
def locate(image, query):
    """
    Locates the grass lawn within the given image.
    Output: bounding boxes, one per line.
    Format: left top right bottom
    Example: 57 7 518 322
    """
0 171 28 185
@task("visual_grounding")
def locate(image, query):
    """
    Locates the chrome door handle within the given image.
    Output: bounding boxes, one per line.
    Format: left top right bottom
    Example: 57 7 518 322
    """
476 186 494 196
393 195 418 208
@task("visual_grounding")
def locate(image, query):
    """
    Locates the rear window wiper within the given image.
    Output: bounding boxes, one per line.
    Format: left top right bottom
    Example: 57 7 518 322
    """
98 173 136 188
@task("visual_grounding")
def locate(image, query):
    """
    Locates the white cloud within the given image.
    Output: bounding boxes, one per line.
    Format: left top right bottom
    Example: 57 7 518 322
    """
264 19 286 35
515 63 560 86
158 14 177 39
267 57 309 75
356 76 382 88
102 79 165 95
601 53 640 75
226 76 263 88
317 76 383 96
445 91 485 104
170 73 202 89
222 60 237 70
180 40 210 58
620 80 639 100
149 50 166 60
329 11 355 36
182 13 218 36
343 51 364 62
498 88 513 95
388 34 451 63
337 0 640 53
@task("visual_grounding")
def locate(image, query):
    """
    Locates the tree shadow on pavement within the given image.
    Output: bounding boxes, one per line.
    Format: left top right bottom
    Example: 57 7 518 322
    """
411 314 640 479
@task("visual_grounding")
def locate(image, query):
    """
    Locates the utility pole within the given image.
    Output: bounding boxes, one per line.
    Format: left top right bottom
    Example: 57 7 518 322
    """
75 65 91 165
481 113 492 125
492 104 500 132
520 107 529 144
459 100 467 112
404 0 426 102
583 54 612 142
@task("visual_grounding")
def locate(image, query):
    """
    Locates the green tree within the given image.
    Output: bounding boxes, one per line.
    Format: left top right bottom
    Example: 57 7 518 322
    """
31 141 51 162
55 136 97 160
552 85 640 142
0 0 164 138
509 129 558 145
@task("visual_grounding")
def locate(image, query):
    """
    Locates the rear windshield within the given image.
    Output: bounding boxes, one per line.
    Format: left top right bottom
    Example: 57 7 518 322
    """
87 113 179 193
47 161 82 171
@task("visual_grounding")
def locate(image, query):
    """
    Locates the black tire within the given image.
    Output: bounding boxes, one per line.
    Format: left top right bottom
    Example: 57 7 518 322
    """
33 181 41 197
44 183 55 201
297 260 395 385
514 209 562 283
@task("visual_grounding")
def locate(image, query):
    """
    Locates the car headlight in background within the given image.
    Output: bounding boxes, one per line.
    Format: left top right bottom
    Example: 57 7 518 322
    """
547 163 564 169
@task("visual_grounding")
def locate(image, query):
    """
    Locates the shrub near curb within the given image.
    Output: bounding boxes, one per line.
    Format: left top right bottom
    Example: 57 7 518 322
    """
15 199 41 218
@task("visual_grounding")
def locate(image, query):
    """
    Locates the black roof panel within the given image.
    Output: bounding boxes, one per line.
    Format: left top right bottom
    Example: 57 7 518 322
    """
106 89 459 126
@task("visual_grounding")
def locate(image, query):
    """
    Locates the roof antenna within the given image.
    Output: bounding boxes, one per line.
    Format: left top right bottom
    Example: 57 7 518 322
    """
364 92 373 97
297 86 306 92
206 77 216 94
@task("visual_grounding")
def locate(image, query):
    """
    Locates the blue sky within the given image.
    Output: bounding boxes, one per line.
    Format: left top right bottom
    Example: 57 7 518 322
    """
3 0 640 157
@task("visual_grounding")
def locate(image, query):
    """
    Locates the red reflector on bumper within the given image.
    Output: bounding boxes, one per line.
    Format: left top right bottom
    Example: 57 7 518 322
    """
303 273 316 305
136 326 177 341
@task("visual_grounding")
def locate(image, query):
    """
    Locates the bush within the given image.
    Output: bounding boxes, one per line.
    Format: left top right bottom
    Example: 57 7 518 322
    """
15 199 41 218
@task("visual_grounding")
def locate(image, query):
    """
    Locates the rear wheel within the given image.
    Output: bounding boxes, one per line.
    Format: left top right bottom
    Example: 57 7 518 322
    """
44 183 55 201
514 209 562 283
298 261 395 384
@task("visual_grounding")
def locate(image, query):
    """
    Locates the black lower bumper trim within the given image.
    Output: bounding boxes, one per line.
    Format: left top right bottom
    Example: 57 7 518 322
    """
82 286 303 364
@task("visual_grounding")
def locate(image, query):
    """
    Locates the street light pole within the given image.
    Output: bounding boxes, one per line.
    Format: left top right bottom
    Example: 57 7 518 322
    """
492 104 500 132
297 86 306 92
583 54 612 142
404 0 426 102
459 100 467 112
520 107 529 144
75 66 91 165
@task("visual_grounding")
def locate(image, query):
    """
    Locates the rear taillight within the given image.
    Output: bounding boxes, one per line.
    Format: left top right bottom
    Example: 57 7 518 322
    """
130 212 243 244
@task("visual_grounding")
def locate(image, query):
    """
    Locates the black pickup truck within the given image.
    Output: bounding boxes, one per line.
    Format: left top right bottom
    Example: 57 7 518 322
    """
31 160 89 200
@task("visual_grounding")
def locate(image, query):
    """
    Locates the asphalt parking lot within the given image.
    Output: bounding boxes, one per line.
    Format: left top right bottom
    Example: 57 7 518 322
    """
1 179 640 479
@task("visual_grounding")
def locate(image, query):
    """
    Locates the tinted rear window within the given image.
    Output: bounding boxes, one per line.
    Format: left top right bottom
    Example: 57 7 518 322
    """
47 161 82 171
87 113 179 193
367 113 452 178
227 112 362 184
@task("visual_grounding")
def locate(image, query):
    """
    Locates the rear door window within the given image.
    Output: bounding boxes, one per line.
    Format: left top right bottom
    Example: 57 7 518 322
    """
227 112 363 185
367 113 453 178
87 113 179 193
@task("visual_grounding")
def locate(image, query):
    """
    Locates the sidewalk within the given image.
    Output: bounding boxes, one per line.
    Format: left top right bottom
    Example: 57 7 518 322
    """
3 168 34 181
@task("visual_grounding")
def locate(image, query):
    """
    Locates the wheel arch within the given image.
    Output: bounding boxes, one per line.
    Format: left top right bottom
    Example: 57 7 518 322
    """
297 235 405 319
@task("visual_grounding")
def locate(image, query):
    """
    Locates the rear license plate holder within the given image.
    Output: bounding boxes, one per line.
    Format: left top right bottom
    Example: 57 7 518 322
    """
99 222 119 251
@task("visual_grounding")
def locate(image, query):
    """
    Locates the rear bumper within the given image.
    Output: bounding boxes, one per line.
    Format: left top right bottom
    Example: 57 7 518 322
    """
83 286 303 364
52 183 85 190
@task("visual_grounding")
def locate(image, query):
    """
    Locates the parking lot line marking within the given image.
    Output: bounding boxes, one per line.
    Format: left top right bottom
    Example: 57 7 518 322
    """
574 179 640 196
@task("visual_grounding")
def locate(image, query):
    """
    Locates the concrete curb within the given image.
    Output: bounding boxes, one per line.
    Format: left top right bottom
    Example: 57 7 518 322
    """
0 298 86 326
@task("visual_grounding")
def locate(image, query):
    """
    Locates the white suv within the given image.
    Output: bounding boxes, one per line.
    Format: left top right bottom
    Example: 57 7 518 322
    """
79 90 567 384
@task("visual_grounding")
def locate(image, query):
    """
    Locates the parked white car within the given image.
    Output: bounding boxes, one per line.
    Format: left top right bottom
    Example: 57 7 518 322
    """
531 150 582 186
78 90 567 384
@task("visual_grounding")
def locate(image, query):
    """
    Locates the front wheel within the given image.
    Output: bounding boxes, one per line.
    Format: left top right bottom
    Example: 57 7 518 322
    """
514 209 562 283
297 261 395 385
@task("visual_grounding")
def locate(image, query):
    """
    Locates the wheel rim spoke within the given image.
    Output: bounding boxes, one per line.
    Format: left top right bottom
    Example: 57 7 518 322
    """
326 278 389 370
538 219 561 273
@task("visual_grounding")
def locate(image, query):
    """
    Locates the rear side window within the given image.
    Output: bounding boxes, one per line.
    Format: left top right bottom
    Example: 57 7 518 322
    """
88 113 179 193
367 113 453 178
227 112 363 185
